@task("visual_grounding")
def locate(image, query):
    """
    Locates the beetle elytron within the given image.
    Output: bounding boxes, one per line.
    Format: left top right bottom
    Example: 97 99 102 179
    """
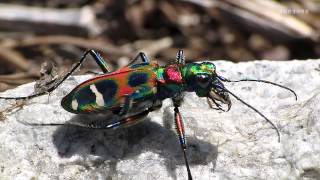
0 50 297 180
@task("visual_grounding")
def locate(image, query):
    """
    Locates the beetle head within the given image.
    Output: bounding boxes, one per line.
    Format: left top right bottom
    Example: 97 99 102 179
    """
185 62 231 111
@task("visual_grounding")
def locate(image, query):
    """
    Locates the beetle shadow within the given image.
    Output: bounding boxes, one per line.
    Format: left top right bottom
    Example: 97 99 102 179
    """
52 112 218 179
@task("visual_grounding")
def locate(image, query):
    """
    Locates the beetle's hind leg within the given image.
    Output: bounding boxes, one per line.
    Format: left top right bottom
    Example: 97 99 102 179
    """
0 49 110 100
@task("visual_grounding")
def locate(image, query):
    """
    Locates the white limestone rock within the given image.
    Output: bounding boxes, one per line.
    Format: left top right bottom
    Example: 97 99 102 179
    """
0 60 320 180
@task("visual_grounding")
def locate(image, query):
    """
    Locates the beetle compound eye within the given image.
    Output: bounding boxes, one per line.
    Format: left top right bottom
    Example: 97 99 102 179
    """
196 74 210 88
197 74 209 82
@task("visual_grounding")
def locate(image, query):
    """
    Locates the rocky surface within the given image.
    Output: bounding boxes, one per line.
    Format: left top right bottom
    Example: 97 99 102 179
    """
1 60 320 180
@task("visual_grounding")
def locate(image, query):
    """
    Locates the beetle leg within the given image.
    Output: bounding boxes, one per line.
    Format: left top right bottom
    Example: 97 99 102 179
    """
103 109 149 129
126 52 150 67
87 49 110 73
150 99 162 111
173 106 193 180
134 52 150 63
19 109 150 129
176 49 185 64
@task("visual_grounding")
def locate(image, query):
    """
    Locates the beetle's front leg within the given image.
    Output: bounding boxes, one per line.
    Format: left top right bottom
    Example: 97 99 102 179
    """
176 49 185 64
173 106 193 180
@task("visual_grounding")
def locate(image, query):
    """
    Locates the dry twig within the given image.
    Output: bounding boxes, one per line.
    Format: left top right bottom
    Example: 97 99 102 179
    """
0 4 100 35
0 46 33 72
2 35 134 57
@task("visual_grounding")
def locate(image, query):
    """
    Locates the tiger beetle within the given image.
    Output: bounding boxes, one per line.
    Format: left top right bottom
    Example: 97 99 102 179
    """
0 49 297 180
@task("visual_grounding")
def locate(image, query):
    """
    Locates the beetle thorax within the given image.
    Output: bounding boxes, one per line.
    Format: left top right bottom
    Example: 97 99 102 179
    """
155 64 186 100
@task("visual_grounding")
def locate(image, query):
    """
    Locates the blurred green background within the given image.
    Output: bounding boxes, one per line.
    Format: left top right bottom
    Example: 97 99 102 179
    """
0 0 319 91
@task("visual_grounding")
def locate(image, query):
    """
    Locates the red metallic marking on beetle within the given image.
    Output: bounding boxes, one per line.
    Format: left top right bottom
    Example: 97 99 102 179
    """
166 65 183 83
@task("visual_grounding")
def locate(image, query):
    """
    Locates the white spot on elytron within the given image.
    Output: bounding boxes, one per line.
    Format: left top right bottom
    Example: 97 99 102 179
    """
90 84 105 106
71 99 78 110
152 87 157 93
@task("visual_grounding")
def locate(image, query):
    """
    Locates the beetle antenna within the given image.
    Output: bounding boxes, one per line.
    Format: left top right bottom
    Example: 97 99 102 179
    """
223 87 281 142
218 77 297 101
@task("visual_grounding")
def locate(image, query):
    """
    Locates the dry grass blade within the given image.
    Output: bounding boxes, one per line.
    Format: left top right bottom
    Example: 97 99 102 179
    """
184 0 318 41
222 0 317 40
